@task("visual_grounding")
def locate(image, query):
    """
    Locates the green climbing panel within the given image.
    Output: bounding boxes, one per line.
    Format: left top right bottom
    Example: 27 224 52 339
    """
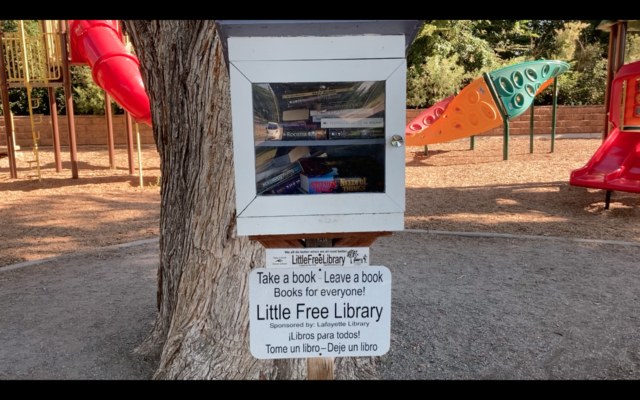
489 60 570 119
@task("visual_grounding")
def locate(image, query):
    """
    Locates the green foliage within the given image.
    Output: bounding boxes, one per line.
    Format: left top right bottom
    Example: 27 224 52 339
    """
533 21 608 106
70 66 124 115
407 20 628 108
625 33 640 64
407 54 472 108
406 20 502 108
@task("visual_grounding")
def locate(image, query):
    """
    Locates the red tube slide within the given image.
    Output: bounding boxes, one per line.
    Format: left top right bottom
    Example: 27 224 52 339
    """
69 20 151 126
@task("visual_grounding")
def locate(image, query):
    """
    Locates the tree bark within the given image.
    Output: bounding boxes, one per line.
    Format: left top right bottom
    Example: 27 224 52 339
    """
122 20 378 380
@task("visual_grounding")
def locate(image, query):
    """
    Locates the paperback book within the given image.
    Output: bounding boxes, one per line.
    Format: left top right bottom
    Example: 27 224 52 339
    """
256 161 303 194
264 175 302 195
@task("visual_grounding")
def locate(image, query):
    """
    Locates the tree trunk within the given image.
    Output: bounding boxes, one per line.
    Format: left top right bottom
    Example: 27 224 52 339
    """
122 20 378 380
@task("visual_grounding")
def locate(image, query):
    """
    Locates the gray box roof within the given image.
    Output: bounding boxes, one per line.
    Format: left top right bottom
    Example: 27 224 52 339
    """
216 20 423 68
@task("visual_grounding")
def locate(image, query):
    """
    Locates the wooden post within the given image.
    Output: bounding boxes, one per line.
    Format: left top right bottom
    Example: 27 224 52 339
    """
305 237 334 380
136 122 143 188
615 21 627 75
603 23 618 141
48 87 62 172
0 29 18 179
59 20 78 179
125 111 135 174
104 91 115 169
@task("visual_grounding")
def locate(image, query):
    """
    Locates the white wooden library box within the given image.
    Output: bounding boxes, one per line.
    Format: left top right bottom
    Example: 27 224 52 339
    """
217 20 422 236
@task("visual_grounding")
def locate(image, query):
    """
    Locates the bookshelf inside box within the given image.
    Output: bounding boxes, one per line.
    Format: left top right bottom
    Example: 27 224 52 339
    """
229 36 406 236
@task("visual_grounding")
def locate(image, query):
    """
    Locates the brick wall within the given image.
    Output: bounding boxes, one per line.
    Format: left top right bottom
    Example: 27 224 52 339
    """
0 115 154 148
406 105 606 137
0 105 606 148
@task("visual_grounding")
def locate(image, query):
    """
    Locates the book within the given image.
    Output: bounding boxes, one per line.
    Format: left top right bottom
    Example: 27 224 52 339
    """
281 121 307 131
256 146 309 174
282 109 309 121
287 92 346 107
310 103 385 122
256 162 303 194
282 87 352 99
327 128 384 140
300 169 338 193
280 129 327 141
255 147 277 166
321 118 384 129
264 175 301 195
300 171 369 194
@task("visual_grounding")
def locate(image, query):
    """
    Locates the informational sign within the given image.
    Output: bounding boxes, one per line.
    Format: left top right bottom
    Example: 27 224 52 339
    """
265 247 369 268
249 265 391 359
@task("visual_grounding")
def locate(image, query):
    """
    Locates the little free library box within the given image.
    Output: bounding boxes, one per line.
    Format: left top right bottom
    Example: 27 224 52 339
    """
218 20 422 237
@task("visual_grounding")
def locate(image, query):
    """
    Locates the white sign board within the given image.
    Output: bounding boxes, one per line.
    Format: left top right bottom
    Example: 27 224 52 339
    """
265 247 369 268
249 266 391 359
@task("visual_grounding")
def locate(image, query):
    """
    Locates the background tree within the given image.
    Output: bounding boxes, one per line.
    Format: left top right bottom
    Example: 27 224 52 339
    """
122 20 378 380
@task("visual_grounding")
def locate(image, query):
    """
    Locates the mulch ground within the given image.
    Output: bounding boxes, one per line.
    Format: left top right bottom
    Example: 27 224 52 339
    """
1 137 639 268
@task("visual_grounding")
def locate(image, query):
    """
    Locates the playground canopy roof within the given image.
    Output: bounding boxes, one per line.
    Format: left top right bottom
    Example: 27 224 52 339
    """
215 20 423 69
597 20 640 32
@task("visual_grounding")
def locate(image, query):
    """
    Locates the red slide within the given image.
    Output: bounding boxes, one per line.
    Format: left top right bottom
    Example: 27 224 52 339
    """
570 60 640 193
68 20 151 126
569 128 640 192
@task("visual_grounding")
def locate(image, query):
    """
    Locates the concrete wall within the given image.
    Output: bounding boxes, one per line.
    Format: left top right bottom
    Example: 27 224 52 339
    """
1 105 605 148
406 105 606 137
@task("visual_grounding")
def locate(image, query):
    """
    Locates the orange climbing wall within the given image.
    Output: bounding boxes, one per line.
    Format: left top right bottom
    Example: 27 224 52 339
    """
405 77 504 146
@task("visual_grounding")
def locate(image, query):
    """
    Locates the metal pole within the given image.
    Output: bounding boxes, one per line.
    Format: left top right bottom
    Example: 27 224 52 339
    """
424 145 428 156
0 30 18 179
48 87 62 172
605 190 612 210
136 122 143 188
602 24 618 141
551 77 558 153
59 20 78 179
503 120 509 160
125 111 135 174
529 102 534 153
104 91 115 169
470 135 475 150
482 72 509 161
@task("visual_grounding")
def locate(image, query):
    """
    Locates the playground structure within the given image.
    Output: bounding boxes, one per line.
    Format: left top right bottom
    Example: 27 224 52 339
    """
405 60 570 160
0 20 151 182
569 20 640 209
569 60 640 205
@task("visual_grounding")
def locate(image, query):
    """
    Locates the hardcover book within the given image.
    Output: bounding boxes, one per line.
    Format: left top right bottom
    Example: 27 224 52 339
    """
320 118 384 129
